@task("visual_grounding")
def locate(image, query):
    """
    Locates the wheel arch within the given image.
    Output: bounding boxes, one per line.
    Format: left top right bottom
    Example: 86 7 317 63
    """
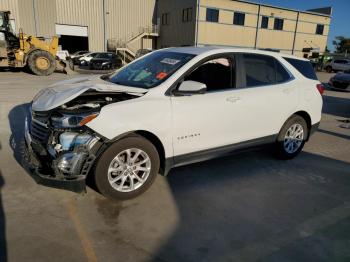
291 111 312 139
23 48 42 64
108 130 167 176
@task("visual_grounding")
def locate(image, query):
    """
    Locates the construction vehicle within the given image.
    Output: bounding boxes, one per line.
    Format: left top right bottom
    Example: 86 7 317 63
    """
0 11 67 76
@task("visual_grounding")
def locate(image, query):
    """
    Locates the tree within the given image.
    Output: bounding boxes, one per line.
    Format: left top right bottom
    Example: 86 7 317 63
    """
333 36 350 53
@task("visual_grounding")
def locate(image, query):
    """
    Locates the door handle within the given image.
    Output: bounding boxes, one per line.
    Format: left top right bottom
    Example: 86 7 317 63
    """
226 96 241 103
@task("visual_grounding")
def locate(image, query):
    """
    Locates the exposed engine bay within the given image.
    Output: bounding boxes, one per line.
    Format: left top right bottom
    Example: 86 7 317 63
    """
25 90 141 191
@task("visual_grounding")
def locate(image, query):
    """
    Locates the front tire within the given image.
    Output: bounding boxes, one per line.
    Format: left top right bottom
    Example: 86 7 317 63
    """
275 115 308 159
94 135 160 200
27 50 56 76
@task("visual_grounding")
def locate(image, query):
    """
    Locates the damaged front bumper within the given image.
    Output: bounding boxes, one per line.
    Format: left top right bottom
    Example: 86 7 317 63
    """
24 113 99 193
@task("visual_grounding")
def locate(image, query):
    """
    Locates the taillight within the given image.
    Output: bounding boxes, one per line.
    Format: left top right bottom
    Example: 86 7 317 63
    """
316 83 325 95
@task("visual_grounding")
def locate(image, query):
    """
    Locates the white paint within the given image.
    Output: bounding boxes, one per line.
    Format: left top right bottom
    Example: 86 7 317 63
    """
55 24 88 37
31 46 323 159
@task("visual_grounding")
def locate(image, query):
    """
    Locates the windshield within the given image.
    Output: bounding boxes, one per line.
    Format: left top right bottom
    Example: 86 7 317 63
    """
108 51 195 88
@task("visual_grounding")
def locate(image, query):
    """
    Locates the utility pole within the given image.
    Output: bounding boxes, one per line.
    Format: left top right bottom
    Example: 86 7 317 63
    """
102 0 107 51
254 4 261 49
292 12 299 55
32 0 38 36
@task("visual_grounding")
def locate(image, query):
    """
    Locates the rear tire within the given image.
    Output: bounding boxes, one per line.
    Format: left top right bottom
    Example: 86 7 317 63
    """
275 115 308 160
94 135 160 200
27 50 56 76
325 66 333 73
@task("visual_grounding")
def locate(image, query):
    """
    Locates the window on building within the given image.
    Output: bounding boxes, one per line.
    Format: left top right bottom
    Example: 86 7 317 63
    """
244 54 281 87
316 24 324 35
161 13 170 25
182 7 193 22
206 8 219 22
274 18 284 30
185 56 235 91
261 16 269 28
233 12 245 26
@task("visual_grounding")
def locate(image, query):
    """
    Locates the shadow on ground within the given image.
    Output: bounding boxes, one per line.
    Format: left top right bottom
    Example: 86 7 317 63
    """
0 171 6 262
318 129 350 140
8 103 30 167
322 95 350 118
154 150 350 262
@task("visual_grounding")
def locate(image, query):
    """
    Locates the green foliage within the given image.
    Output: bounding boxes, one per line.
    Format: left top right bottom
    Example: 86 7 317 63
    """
332 36 350 53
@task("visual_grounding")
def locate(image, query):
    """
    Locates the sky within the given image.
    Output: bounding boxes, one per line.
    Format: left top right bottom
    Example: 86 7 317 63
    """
249 0 350 51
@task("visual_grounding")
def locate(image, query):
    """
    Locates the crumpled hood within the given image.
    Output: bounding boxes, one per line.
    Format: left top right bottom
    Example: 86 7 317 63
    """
32 75 147 111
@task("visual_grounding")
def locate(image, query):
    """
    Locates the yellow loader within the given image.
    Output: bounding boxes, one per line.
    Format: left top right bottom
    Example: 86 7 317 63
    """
0 11 69 76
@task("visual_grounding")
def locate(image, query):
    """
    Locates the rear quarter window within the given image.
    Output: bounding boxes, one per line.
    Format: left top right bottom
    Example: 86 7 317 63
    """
284 57 317 80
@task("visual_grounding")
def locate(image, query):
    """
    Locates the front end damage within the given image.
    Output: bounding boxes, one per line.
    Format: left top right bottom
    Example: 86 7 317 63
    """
24 90 140 193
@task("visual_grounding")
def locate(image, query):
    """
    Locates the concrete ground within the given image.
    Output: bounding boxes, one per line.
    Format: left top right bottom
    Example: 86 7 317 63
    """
0 70 349 262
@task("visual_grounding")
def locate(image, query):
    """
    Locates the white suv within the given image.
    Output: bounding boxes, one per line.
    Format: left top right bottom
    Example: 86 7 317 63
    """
25 47 323 200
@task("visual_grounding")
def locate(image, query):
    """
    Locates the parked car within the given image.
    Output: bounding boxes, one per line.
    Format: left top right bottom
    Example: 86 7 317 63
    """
79 52 99 66
69 51 91 69
329 69 350 92
25 47 323 200
70 50 89 59
135 48 153 59
324 59 350 73
88 52 122 70
56 50 70 60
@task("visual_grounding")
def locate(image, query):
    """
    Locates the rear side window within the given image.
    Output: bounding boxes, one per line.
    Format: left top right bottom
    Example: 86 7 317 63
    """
243 54 292 87
283 57 317 80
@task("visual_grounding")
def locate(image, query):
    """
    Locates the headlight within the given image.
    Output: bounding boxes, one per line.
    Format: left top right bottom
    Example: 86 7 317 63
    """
51 113 98 128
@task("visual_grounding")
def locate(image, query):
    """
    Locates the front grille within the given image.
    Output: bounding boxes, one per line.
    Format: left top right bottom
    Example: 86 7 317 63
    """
30 120 50 143
30 111 50 143
32 111 50 124
333 81 349 89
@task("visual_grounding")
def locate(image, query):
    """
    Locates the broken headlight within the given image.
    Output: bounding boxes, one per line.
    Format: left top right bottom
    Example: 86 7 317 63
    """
51 112 99 128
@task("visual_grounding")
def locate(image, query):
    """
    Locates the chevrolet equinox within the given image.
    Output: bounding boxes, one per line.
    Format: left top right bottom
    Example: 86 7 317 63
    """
24 47 323 199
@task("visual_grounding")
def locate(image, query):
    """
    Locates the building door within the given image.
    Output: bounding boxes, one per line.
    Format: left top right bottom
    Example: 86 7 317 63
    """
55 24 89 53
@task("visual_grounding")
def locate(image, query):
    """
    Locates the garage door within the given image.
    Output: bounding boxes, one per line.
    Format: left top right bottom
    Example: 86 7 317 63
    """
55 24 88 37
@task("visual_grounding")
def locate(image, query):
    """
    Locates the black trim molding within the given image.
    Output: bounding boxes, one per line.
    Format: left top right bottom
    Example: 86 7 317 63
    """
163 134 277 176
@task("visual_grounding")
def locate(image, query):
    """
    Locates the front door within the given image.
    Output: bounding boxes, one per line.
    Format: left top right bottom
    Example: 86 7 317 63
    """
171 54 241 157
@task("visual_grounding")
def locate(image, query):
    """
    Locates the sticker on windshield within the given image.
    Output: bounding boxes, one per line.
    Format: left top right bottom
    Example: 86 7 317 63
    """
156 72 168 80
160 58 181 65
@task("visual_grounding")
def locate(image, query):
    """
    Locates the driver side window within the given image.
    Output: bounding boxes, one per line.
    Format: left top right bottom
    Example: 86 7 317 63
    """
185 55 235 92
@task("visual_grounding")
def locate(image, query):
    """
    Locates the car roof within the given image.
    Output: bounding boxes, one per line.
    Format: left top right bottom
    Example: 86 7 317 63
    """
161 46 309 61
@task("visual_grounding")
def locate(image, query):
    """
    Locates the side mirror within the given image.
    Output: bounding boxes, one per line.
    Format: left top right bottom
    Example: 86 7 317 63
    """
173 80 207 96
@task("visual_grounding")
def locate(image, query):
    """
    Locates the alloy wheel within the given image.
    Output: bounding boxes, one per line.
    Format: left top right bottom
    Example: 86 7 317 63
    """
283 123 304 154
107 148 151 192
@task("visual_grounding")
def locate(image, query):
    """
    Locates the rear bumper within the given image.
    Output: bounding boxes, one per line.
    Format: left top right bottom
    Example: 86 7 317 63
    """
24 116 87 193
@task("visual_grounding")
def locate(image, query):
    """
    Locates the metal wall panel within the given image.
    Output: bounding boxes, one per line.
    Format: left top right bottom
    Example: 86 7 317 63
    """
35 0 56 38
105 0 157 45
0 0 20 32
56 0 104 51
157 0 197 48
17 0 36 35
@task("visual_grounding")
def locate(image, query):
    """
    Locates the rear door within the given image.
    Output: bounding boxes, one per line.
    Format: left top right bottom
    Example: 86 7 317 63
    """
230 53 298 140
